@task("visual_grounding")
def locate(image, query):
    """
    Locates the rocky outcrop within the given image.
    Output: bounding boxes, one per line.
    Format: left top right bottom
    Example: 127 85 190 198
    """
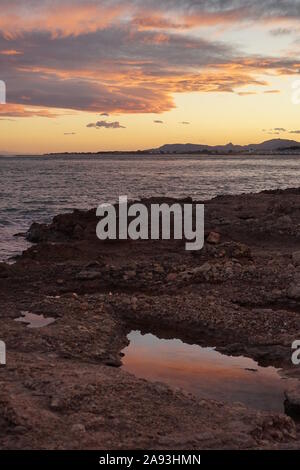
2 187 300 449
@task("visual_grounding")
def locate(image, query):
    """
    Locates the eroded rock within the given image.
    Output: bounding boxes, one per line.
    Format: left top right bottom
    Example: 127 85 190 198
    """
284 386 300 418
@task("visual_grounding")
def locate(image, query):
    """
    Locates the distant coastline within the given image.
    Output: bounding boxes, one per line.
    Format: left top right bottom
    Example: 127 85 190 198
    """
44 138 300 157
3 138 300 158
43 150 300 157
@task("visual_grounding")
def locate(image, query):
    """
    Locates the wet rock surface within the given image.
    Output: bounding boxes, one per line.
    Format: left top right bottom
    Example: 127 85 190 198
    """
1 188 300 449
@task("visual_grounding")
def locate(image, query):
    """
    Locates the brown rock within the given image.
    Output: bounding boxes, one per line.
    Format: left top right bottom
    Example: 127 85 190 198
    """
292 251 300 266
166 273 177 282
207 231 221 245
76 270 102 281
284 386 300 417
287 284 300 300
71 423 86 434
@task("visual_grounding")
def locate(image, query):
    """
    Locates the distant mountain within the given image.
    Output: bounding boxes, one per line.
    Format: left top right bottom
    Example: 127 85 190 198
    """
148 139 300 154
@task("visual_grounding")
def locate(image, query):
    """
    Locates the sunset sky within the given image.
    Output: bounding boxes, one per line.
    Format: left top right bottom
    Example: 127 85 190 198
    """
1 0 300 154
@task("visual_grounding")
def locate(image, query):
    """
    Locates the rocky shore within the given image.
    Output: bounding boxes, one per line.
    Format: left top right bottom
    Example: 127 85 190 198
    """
1 188 300 449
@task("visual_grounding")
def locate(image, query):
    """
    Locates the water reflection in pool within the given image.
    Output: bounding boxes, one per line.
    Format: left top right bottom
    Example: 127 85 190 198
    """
15 311 56 328
122 330 296 412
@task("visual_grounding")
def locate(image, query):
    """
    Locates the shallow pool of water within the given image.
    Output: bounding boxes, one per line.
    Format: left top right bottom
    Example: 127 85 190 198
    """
15 311 56 328
122 330 296 412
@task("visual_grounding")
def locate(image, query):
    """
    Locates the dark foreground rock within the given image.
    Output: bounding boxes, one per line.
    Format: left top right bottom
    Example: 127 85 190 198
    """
285 386 300 418
1 187 300 449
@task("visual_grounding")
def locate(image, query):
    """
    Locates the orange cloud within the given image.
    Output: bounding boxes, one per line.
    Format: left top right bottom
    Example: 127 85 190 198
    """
0 103 59 117
182 8 249 28
237 91 257 96
0 2 126 38
263 89 280 94
1 1 299 118
132 14 187 31
0 49 22 55
132 7 256 31
1 1 300 40
0 55 291 117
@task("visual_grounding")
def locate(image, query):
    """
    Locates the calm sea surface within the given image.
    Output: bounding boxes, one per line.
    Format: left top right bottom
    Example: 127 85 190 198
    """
1 154 300 260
